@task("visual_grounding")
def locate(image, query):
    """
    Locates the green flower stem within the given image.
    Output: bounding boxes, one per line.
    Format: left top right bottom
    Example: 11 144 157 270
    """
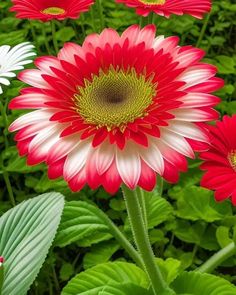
196 12 211 48
97 0 105 31
90 7 97 32
136 187 148 228
95 205 144 269
29 21 40 53
42 24 51 55
2 170 15 207
0 100 9 148
140 16 149 27
122 185 170 295
198 242 236 273
51 21 59 53
79 14 86 39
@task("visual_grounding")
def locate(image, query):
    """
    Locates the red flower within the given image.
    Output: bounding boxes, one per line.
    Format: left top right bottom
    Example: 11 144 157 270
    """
10 0 94 22
200 115 236 205
9 25 222 194
0 257 3 264
116 0 211 18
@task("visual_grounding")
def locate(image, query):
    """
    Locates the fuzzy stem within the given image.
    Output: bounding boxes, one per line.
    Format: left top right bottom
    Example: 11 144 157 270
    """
94 205 144 268
97 0 105 31
42 24 52 55
198 242 236 273
122 186 172 295
51 21 59 53
136 187 148 228
196 12 211 48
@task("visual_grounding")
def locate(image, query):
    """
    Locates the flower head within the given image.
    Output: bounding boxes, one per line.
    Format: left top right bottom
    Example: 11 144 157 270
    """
10 0 94 22
116 0 212 18
9 25 222 194
0 257 3 266
0 42 35 94
200 115 236 205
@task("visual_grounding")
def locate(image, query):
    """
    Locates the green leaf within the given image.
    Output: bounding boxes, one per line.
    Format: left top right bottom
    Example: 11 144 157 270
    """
55 201 112 247
56 27 75 42
62 262 150 295
175 186 232 222
156 258 182 284
0 192 64 295
83 240 120 269
146 191 173 228
216 226 233 248
171 271 236 295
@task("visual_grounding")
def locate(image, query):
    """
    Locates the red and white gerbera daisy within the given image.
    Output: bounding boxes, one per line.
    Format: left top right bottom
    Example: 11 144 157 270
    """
9 25 222 194
10 0 94 22
116 0 211 18
200 115 236 205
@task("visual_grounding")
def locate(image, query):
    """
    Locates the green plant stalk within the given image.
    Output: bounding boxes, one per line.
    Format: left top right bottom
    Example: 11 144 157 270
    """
29 21 40 53
95 205 144 269
51 21 59 53
2 170 15 207
196 12 211 48
136 187 148 228
198 242 236 273
0 100 15 207
97 0 105 31
122 185 170 295
0 263 4 295
42 24 51 55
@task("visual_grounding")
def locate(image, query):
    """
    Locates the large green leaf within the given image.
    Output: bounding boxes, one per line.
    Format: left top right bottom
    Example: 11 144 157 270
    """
0 192 64 295
55 201 113 247
171 271 236 295
62 261 150 295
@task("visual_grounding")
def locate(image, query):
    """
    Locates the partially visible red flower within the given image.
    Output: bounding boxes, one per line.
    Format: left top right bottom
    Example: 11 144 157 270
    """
10 0 94 22
0 257 3 264
116 0 211 18
200 115 236 205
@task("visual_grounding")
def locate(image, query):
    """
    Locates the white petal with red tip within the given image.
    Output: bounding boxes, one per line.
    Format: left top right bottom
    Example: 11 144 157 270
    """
116 143 141 189
166 120 208 142
138 141 164 175
160 128 194 158
95 141 115 175
64 139 91 181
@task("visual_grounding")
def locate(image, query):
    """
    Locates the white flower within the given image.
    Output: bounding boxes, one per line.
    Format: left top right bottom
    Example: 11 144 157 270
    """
0 42 36 94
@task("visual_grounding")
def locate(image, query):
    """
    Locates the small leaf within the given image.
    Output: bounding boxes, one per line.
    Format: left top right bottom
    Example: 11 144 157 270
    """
0 192 64 295
62 262 150 295
55 201 112 247
83 240 120 269
171 271 236 294
156 258 182 284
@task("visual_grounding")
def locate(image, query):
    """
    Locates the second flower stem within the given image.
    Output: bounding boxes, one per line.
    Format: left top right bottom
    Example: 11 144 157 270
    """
122 185 170 295
51 21 59 53
198 242 236 273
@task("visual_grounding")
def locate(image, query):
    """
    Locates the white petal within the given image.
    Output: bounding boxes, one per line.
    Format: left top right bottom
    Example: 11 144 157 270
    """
64 139 91 181
165 120 208 142
116 143 141 189
9 109 54 132
138 141 164 174
160 127 194 158
95 141 115 175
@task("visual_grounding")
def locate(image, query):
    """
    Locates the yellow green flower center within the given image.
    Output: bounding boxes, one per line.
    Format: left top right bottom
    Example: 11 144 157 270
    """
139 0 166 5
228 150 236 171
74 69 156 131
41 7 65 15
